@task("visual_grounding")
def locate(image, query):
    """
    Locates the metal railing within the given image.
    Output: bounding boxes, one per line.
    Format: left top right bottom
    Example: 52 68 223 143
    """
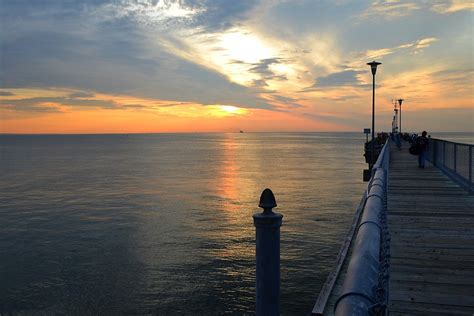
331 139 391 316
427 138 473 193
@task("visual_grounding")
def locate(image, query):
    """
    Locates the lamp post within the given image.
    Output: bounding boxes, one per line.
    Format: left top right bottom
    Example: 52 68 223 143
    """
398 98 404 134
391 100 395 133
367 61 381 169
391 100 399 134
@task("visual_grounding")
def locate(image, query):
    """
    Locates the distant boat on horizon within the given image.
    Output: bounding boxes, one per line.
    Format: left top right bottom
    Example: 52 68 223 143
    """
240 130 244 133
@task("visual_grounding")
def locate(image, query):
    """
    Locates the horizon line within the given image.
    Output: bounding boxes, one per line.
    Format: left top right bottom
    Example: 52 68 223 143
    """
1 130 473 136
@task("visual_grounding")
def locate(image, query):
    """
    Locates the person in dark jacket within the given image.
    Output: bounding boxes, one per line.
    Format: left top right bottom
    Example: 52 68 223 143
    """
417 131 429 168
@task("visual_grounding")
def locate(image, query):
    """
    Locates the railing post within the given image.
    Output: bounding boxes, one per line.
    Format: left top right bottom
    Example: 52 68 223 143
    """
433 140 437 166
253 188 283 316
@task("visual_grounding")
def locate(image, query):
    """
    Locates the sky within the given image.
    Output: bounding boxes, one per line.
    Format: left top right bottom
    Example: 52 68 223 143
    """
0 0 473 133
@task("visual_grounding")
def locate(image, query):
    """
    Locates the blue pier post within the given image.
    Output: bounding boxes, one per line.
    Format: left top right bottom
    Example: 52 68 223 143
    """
253 188 283 316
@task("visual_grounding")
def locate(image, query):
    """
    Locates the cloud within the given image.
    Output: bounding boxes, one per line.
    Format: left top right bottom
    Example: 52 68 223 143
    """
360 1 422 19
244 58 291 88
0 104 61 113
1 0 473 132
301 110 367 126
0 93 166 115
0 30 269 111
271 94 299 104
360 0 473 20
2 97 119 110
264 94 302 109
323 95 361 102
0 91 15 96
252 79 269 87
0 0 272 110
121 104 149 109
91 0 203 29
366 48 397 60
431 0 474 14
68 92 95 98
416 37 438 49
249 58 283 77
310 70 366 89
188 1 259 31
0 89 275 120
431 68 474 88
92 0 258 32
362 37 438 60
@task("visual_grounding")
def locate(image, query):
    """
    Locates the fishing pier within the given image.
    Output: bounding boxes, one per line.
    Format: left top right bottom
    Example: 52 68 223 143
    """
253 137 474 315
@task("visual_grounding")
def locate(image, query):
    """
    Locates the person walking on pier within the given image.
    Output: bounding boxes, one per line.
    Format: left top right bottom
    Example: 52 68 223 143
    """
395 132 402 149
416 131 429 168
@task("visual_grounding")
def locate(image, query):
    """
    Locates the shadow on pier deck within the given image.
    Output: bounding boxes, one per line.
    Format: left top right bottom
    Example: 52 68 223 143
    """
316 141 474 315
388 142 474 315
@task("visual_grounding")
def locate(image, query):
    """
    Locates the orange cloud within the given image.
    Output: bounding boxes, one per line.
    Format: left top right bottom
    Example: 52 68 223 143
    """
1 88 343 133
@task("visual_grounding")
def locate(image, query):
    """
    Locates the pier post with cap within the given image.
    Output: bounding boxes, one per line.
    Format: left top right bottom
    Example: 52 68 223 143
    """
253 188 283 316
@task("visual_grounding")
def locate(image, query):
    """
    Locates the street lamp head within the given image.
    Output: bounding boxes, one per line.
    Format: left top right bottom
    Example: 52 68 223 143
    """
398 98 404 106
367 61 382 75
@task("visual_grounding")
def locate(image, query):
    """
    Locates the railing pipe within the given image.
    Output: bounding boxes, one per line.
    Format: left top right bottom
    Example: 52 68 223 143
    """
373 139 390 170
253 188 283 316
334 140 390 315
334 224 381 315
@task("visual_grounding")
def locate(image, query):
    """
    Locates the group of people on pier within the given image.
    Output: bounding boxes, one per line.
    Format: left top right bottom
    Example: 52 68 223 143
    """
390 131 429 168
369 131 430 168
396 131 429 168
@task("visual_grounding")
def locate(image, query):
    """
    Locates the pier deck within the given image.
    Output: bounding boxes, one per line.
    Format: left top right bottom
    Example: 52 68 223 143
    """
316 141 474 316
388 142 474 315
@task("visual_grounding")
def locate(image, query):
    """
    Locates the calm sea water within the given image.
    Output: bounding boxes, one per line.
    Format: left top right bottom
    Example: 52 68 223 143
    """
429 132 474 144
0 132 376 314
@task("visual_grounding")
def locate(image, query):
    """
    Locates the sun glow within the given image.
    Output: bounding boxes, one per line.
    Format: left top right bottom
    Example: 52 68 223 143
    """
200 105 248 117
207 30 275 85
172 29 277 86
218 31 271 64
219 105 244 114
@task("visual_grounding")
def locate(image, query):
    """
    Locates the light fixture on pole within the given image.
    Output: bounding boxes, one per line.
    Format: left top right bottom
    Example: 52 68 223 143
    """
398 98 404 134
367 61 381 170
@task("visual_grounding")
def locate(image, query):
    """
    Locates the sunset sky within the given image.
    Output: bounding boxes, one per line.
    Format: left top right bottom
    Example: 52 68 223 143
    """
1 0 473 133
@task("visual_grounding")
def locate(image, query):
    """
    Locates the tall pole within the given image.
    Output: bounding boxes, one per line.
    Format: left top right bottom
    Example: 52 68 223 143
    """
399 103 401 133
392 106 398 134
367 61 381 170
371 73 375 168
398 99 403 134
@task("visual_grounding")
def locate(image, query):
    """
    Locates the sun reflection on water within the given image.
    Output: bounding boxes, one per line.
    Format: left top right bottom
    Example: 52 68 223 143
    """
218 135 239 206
205 134 258 267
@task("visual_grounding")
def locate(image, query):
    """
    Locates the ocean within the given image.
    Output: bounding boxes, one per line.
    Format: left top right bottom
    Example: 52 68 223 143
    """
429 132 474 144
0 132 470 314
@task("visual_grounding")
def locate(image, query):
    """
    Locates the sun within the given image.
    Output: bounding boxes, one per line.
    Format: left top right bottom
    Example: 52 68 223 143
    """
220 105 242 114
218 31 271 64
204 105 248 117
